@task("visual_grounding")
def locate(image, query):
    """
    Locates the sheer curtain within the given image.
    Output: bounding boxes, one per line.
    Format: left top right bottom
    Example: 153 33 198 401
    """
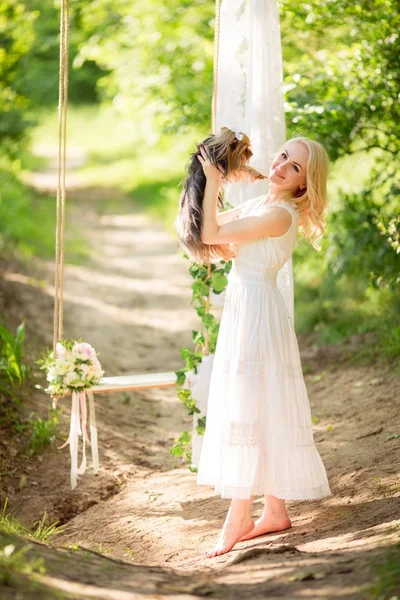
215 0 294 323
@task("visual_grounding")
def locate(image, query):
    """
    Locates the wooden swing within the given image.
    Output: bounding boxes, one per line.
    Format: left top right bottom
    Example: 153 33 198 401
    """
54 0 220 395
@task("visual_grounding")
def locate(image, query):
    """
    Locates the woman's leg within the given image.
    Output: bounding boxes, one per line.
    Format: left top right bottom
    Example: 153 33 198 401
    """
205 496 255 558
238 494 292 542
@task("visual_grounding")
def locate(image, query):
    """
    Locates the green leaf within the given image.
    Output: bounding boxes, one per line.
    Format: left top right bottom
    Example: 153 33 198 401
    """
178 430 191 445
211 271 228 292
170 444 183 457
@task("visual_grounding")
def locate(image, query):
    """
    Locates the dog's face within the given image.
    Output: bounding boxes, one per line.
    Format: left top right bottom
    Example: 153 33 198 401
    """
213 144 253 177
241 146 253 164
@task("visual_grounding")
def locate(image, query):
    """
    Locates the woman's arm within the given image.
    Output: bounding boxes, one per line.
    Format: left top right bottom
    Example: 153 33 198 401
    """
198 146 291 246
216 197 257 226
216 204 242 226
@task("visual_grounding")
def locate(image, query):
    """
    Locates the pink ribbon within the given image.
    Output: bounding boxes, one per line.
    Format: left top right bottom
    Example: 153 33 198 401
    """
57 389 99 489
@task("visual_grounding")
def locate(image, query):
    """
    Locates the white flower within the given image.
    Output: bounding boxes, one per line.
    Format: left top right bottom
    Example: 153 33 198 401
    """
79 364 90 378
45 384 59 397
55 342 68 359
54 358 72 376
46 366 58 382
65 370 81 386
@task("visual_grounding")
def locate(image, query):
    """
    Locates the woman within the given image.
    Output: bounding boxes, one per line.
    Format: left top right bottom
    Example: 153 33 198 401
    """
196 136 332 558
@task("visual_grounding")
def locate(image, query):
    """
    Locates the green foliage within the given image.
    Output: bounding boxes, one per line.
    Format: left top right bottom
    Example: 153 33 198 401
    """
0 321 27 385
0 162 90 261
0 498 64 542
0 1 37 154
26 410 60 456
0 499 29 538
188 260 232 355
76 0 215 134
176 387 200 417
293 155 399 363
30 511 65 542
0 542 46 584
327 165 399 289
368 542 400 599
173 256 232 468
179 347 203 373
170 429 192 464
280 0 400 161
196 416 206 436
15 1 102 107
0 318 26 431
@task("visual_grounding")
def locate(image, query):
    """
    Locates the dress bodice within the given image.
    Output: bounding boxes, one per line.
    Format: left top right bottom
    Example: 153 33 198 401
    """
226 195 299 321
232 195 299 274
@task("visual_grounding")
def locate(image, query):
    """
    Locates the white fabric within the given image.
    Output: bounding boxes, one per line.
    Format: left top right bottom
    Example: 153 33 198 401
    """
214 0 294 323
197 197 332 499
182 354 215 468
192 0 300 478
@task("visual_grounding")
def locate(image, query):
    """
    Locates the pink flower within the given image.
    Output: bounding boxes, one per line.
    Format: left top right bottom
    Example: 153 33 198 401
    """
73 342 95 359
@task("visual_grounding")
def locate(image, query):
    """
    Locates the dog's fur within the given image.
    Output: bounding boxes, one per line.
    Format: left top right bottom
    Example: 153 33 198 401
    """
175 127 267 264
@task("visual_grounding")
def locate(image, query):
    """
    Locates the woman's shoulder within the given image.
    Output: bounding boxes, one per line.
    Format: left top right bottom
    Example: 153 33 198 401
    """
258 199 299 217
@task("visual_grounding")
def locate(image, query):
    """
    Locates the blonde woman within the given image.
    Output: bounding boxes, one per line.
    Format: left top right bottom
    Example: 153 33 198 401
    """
196 136 332 558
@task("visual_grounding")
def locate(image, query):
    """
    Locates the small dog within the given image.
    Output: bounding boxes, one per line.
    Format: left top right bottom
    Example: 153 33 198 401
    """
175 127 267 265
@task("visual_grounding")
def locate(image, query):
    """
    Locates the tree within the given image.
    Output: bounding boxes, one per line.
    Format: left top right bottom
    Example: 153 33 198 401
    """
280 0 400 161
0 1 37 154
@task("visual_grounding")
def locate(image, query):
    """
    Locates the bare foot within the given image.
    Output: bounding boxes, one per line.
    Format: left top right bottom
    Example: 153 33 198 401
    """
205 516 255 558
239 513 292 541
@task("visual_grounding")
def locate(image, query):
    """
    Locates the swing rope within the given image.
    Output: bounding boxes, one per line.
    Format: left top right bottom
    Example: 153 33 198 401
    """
53 0 69 353
211 0 221 136
204 0 221 357
51 0 221 386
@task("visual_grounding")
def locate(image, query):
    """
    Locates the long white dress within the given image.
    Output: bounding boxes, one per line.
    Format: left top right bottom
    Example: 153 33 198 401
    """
197 196 332 501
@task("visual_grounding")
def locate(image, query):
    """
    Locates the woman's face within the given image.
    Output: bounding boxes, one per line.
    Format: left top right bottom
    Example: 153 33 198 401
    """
269 141 308 193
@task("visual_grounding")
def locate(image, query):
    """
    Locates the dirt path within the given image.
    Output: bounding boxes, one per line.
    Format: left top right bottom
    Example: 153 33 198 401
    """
0 149 399 598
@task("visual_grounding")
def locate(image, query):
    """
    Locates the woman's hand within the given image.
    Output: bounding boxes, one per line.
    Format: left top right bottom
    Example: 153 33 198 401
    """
197 145 224 186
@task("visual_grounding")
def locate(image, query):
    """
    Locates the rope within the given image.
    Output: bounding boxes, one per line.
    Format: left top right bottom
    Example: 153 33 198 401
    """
204 0 222 356
211 0 221 136
53 0 69 353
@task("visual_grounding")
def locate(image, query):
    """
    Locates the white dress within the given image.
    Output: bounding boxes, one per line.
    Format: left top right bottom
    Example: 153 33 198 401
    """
197 196 332 501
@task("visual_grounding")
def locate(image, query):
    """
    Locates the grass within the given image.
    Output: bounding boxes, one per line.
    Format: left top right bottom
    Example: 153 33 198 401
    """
0 498 65 542
0 540 46 583
0 531 66 599
26 409 61 456
0 162 90 263
0 321 64 456
0 321 27 386
369 542 400 599
293 239 400 366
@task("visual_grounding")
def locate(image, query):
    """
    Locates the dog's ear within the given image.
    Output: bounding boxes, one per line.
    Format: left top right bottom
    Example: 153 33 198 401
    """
225 166 267 184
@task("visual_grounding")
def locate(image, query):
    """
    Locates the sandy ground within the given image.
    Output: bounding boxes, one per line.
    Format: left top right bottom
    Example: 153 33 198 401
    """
0 152 399 598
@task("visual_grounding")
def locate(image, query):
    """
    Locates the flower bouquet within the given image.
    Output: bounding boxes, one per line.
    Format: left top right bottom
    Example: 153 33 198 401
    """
41 340 104 402
38 340 104 489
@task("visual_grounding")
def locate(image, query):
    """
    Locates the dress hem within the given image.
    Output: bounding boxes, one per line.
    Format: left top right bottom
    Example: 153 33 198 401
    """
196 480 332 501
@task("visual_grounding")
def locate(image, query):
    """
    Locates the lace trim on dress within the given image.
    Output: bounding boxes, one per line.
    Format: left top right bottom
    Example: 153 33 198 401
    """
227 421 259 447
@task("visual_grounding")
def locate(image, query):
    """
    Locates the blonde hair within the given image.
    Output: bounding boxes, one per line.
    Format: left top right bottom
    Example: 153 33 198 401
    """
276 136 330 250
285 136 329 250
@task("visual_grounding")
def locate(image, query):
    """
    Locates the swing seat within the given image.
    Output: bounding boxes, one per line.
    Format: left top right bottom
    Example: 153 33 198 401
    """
63 372 177 395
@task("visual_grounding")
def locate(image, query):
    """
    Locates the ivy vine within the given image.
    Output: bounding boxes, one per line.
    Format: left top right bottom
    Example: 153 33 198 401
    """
170 257 232 470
